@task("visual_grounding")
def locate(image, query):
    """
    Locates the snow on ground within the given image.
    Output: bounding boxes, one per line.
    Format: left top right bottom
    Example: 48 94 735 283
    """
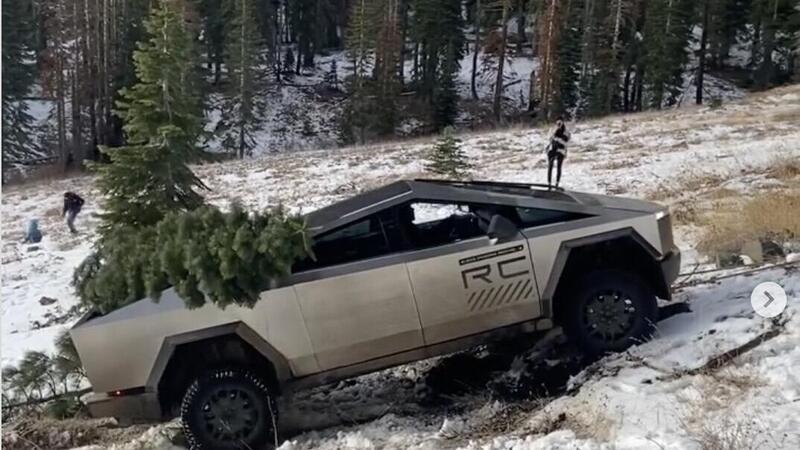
1 84 799 449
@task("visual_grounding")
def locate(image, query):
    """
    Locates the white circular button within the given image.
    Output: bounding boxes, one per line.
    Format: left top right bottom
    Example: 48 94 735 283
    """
750 282 787 318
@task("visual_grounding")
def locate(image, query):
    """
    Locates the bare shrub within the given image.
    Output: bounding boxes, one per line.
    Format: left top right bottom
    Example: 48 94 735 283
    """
671 199 700 225
697 191 800 256
686 415 770 450
679 370 774 450
767 157 800 181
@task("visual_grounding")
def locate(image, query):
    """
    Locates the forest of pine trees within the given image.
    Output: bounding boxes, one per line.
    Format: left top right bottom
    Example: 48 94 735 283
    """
2 0 799 172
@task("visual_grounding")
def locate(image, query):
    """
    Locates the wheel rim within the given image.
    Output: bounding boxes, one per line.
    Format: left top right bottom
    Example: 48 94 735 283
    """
200 386 260 444
583 290 637 343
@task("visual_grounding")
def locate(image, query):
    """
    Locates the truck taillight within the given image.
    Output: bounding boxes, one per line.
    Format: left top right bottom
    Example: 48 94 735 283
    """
107 387 146 397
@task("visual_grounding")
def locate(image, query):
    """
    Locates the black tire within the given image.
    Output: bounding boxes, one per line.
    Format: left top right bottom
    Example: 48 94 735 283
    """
181 368 277 450
561 269 658 356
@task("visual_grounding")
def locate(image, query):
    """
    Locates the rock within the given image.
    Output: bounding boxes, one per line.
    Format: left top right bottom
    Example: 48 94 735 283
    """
39 296 58 306
760 239 785 261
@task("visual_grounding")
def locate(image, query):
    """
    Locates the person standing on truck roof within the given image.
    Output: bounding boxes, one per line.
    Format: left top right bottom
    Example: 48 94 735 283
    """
546 117 570 189
63 191 84 234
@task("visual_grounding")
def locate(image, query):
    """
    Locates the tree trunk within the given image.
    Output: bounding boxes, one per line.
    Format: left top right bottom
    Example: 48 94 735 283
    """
623 64 632 111
696 0 709 105
399 0 408 86
71 0 82 163
538 0 560 120
750 13 761 68
57 43 68 170
493 0 510 121
412 42 419 83
471 0 481 100
239 0 247 159
757 0 779 89
579 0 595 82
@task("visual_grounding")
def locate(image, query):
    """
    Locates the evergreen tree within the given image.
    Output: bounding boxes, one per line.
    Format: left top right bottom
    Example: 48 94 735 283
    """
198 0 226 84
288 0 321 69
537 0 565 120
643 0 695 108
75 204 309 312
325 59 340 90
589 0 634 116
554 0 583 118
341 0 379 143
708 0 751 68
433 54 460 127
750 0 798 88
284 48 296 75
412 0 465 128
2 0 38 163
372 0 403 135
93 0 207 230
216 0 270 158
426 127 471 179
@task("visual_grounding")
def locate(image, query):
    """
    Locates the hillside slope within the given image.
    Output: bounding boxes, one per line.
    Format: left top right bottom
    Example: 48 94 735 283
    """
1 84 798 449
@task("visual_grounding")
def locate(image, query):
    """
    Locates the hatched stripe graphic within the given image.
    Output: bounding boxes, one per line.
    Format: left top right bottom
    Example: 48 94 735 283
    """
466 278 534 312
485 283 509 309
512 279 532 303
475 287 496 311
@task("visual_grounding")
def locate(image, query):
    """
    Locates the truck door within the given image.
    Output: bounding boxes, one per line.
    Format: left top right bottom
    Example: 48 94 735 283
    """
400 202 541 345
291 213 424 371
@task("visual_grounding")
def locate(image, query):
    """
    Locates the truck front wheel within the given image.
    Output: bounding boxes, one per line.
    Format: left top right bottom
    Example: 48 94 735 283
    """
562 269 658 356
181 368 277 450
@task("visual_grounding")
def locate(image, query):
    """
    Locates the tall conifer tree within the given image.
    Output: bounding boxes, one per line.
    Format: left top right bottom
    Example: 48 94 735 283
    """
2 0 38 163
94 0 207 230
216 0 269 158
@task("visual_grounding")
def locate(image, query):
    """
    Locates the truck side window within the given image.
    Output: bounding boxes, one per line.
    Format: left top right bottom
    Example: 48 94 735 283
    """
293 215 392 271
515 207 590 228
390 201 497 250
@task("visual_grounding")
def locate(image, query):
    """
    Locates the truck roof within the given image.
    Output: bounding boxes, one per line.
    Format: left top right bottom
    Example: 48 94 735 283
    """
305 179 663 235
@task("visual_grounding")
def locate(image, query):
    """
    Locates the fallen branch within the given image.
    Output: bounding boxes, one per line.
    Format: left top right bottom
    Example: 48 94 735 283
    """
682 318 787 376
637 317 790 382
1 387 91 411
674 260 798 289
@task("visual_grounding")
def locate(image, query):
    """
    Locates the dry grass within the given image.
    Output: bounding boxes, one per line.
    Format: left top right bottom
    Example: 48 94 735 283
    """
678 369 773 450
707 187 740 200
646 171 729 202
524 401 614 442
0 417 163 450
674 361 769 450
766 156 800 181
592 159 640 170
696 191 800 256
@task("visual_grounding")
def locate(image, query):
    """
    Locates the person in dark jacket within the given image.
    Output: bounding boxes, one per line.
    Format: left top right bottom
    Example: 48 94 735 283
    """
63 192 85 234
546 117 571 189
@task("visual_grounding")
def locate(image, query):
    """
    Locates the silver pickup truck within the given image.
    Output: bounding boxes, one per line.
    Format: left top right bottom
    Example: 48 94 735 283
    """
71 179 680 449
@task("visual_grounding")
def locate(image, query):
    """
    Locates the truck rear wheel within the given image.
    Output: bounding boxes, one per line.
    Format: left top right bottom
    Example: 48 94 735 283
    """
562 269 658 356
181 368 277 450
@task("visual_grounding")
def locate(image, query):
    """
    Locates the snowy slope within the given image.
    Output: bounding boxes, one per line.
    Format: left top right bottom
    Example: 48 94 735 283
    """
1 84 798 449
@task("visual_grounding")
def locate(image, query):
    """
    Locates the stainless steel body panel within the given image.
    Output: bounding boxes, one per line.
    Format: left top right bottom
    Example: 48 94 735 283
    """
293 263 423 370
407 237 540 344
524 213 663 302
71 286 317 393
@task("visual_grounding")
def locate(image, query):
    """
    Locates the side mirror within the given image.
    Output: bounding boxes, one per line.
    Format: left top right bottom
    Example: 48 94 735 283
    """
487 214 518 242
